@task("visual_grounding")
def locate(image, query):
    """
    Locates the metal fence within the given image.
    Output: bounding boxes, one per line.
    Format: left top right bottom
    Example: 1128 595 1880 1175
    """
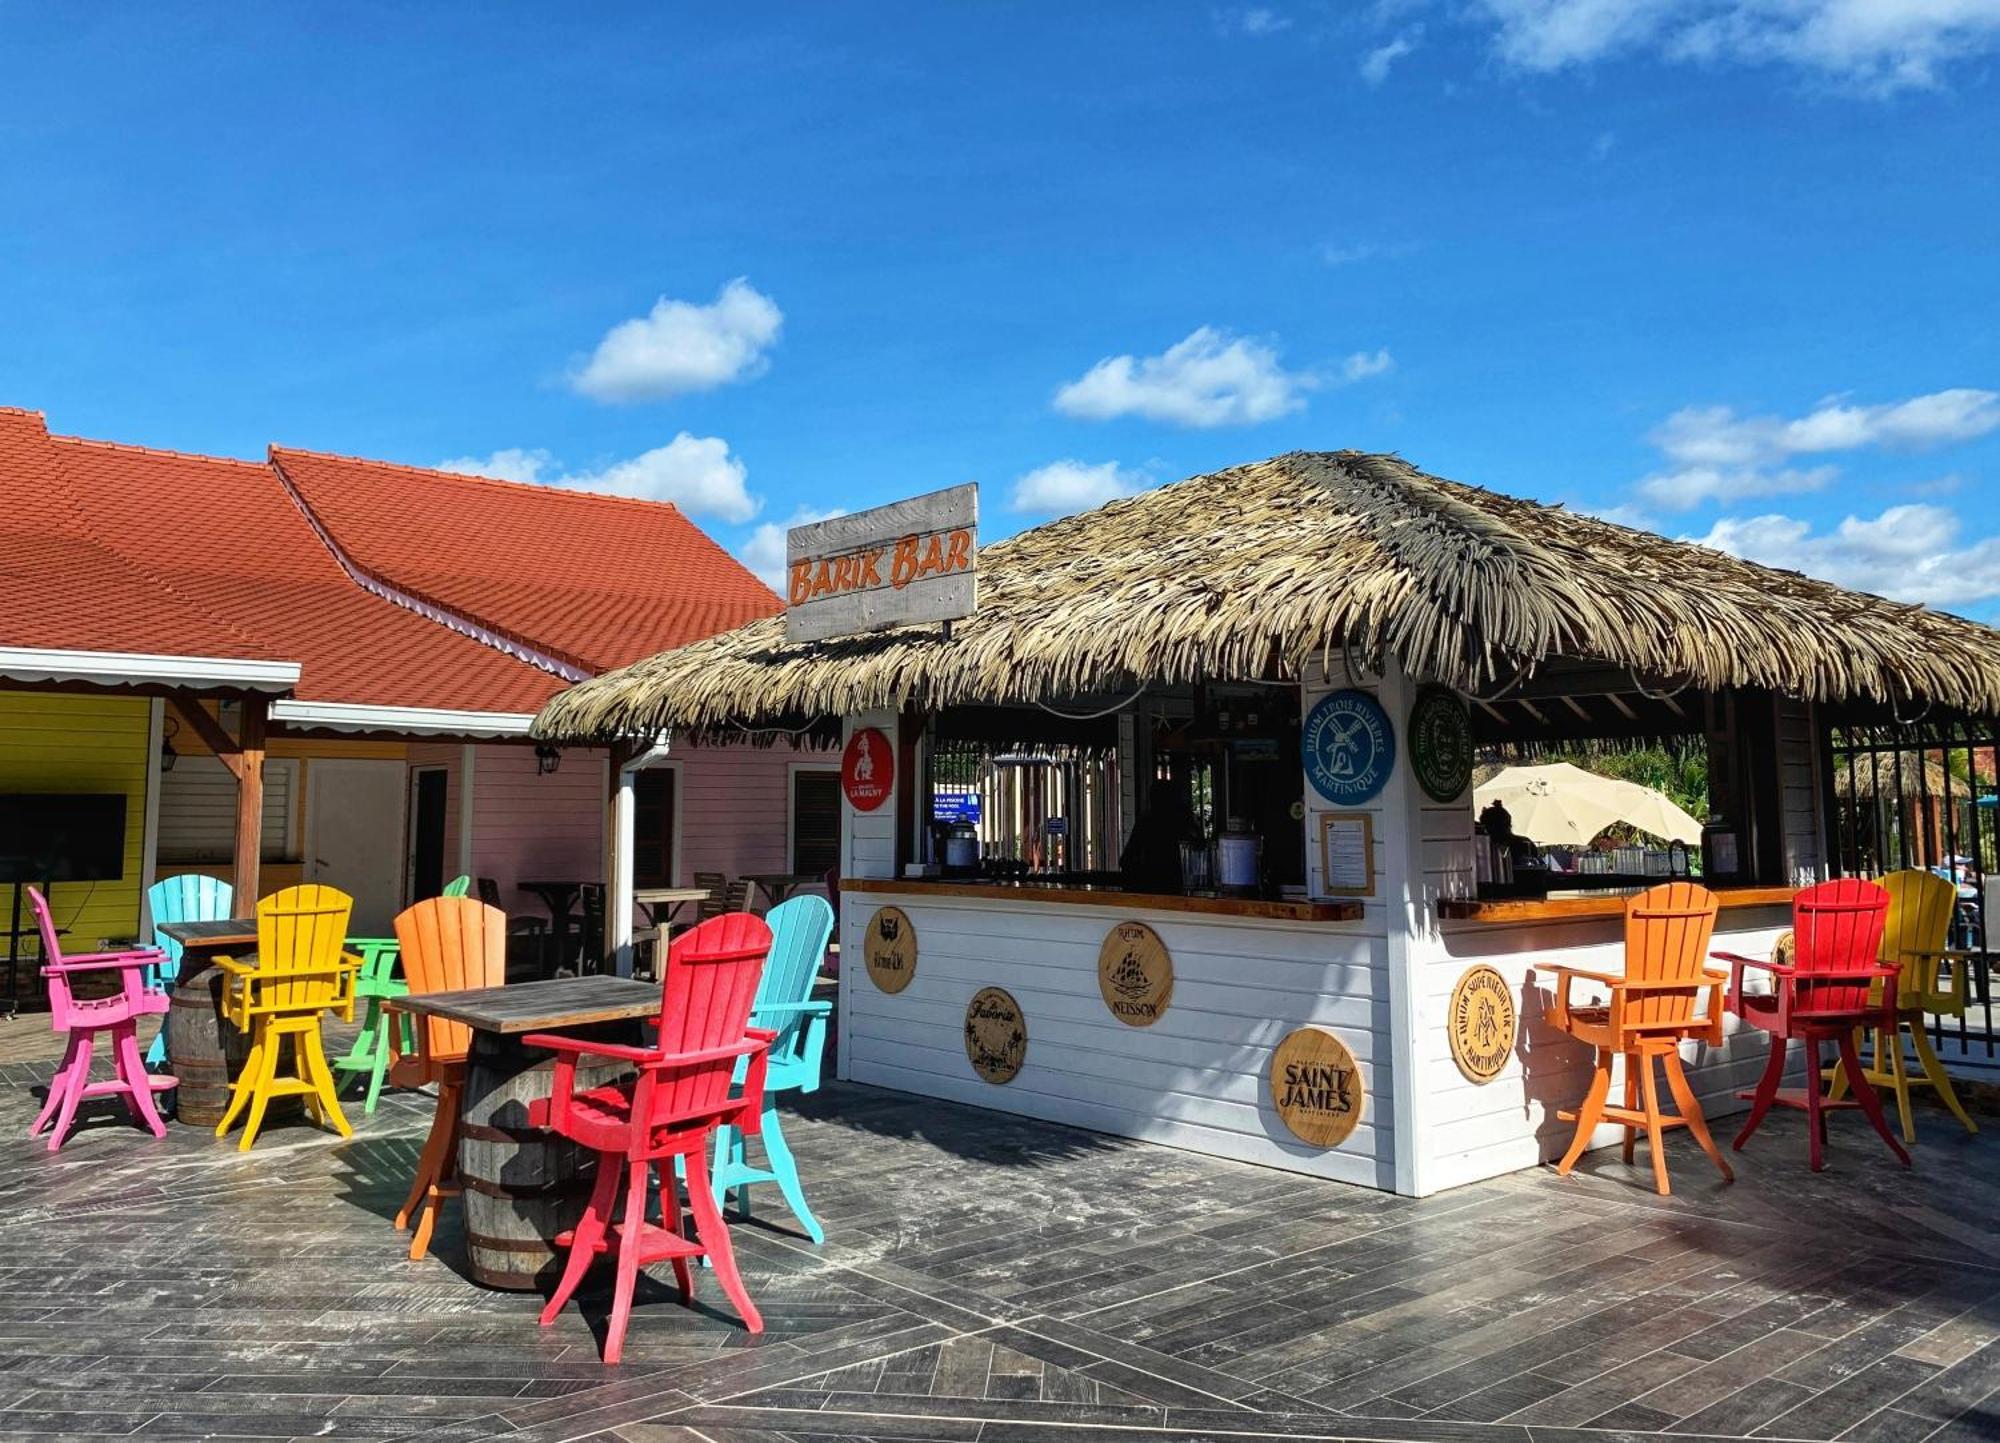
1823 713 2000 1060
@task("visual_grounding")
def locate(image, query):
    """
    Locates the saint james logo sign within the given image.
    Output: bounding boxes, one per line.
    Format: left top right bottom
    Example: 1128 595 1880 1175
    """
786 483 977 644
1270 1025 1365 1148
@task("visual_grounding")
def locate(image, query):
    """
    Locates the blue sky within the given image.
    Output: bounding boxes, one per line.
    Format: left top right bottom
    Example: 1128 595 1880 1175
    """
4 2 1998 617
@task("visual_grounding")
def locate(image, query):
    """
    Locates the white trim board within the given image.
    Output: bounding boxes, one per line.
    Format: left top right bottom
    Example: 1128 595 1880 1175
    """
270 699 537 738
0 647 299 692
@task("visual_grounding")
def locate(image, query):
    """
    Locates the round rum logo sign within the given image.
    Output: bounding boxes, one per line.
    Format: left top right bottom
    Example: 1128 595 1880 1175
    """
964 986 1026 1084
1270 1025 1364 1148
1447 965 1516 1084
842 727 894 812
1097 921 1173 1027
863 906 917 994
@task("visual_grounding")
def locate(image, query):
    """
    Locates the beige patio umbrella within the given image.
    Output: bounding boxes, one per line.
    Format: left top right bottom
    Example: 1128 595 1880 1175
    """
1475 762 1703 846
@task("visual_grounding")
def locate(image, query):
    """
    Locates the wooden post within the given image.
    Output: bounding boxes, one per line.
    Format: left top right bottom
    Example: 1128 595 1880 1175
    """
232 697 267 905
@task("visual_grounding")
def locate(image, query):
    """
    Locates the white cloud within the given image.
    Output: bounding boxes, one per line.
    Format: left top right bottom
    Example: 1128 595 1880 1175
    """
739 506 846 591
1053 327 1318 428
570 278 782 403
1340 348 1397 382
1362 27 1424 82
1215 6 1292 36
1692 504 2000 608
1467 0 2000 93
437 432 759 522
1635 387 2000 509
1011 459 1150 516
436 446 553 484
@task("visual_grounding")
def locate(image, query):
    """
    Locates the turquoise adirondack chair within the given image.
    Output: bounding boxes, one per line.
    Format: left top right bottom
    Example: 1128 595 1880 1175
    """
145 874 234 1067
707 893 834 1244
334 876 473 1112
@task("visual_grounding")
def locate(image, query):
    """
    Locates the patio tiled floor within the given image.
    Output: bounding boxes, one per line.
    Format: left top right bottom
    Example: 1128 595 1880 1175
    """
1 1031 1998 1443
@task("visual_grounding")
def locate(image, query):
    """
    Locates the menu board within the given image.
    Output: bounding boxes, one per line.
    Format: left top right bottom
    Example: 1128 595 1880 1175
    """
1317 812 1376 898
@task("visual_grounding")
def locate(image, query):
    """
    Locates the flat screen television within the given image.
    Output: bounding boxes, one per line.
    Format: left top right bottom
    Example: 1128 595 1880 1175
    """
0 793 128 883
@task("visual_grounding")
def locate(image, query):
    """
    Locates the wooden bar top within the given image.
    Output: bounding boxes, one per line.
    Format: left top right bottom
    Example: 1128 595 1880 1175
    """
1438 885 1797 924
394 976 662 1033
842 877 1363 923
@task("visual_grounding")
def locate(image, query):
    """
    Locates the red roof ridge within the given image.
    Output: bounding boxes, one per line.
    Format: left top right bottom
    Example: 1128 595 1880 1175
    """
0 406 48 426
54 432 268 470
269 443 693 518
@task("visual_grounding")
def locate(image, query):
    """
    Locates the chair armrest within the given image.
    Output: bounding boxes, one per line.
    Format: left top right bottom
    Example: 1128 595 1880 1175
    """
1712 951 1789 973
520 1033 664 1064
1548 965 1618 1033
755 1000 833 1016
654 1037 771 1069
40 949 163 974
214 955 259 977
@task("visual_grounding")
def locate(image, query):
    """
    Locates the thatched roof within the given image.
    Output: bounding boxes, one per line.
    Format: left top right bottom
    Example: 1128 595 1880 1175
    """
533 452 2000 743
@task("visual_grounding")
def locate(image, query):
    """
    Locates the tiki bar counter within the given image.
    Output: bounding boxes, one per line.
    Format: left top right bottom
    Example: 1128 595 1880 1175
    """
534 452 2000 1196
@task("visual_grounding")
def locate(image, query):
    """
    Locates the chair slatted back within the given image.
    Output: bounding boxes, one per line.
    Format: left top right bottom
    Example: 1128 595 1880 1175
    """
394 896 508 1063
253 885 355 1012
649 913 771 1127
1620 882 1719 1037
1791 878 1890 1017
692 872 728 922
1877 868 1955 1003
147 874 234 972
27 887 87 1031
757 895 833 1063
443 875 472 898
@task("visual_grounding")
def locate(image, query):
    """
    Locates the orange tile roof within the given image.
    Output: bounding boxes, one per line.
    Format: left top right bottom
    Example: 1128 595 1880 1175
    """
0 408 282 665
40 431 565 713
270 447 782 673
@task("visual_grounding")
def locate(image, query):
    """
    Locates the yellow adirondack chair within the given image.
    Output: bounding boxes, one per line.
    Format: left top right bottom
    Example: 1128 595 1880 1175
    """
1827 868 1979 1142
213 884 364 1151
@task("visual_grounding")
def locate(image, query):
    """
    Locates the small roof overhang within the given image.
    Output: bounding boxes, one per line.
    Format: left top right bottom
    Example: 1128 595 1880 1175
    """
269 698 538 739
0 646 301 693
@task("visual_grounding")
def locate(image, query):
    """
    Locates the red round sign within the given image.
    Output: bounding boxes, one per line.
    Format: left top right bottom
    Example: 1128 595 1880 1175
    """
842 727 894 812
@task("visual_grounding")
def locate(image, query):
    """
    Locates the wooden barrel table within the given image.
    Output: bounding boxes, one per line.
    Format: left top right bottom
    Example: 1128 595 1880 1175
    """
166 961 250 1127
394 975 668 1292
460 1027 636 1290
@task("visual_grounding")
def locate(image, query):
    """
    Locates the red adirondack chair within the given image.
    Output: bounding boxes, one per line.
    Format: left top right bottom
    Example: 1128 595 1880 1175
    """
1717 878 1909 1171
525 912 774 1364
25 887 177 1151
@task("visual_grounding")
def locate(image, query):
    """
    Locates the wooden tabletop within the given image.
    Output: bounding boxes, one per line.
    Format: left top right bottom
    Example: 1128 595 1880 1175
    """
1437 885 1798 924
158 918 259 948
393 975 662 1033
633 887 711 904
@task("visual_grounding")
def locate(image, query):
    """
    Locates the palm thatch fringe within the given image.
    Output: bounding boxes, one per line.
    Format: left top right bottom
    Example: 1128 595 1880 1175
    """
533 452 2000 743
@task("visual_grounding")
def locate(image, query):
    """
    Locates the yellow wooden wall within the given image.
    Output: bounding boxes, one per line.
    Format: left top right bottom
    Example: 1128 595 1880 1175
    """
0 690 152 949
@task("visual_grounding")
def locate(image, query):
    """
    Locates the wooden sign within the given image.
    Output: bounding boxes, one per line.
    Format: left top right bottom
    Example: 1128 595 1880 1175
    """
1097 921 1173 1026
964 986 1026 1083
863 906 916 993
786 483 977 644
1270 1025 1364 1147
1447 965 1516 1083
1317 811 1376 897
1409 686 1473 803
842 727 894 812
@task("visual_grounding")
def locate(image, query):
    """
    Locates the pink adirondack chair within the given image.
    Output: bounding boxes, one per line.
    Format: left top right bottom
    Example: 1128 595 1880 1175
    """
525 913 774 1364
1716 877 1908 1171
26 887 177 1151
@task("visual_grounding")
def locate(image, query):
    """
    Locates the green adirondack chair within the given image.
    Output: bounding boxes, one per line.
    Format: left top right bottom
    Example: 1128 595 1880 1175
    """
333 876 470 1111
706 893 834 1243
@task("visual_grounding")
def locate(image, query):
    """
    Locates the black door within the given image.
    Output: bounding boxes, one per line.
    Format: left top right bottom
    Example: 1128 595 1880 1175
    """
410 768 449 901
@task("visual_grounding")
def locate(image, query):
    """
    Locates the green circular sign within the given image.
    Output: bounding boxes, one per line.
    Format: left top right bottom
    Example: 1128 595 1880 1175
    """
1409 686 1472 803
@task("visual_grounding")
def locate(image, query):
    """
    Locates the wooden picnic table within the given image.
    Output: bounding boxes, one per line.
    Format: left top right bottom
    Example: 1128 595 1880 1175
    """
740 873 825 905
633 885 710 927
395 975 661 1289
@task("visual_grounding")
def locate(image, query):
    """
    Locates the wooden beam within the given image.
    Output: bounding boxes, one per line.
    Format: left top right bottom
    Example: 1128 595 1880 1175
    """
233 696 267 904
1606 692 1639 721
170 695 246 780
1561 695 1592 721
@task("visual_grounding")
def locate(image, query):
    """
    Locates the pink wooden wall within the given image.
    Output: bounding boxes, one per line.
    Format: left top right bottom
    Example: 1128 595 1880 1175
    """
398 741 816 918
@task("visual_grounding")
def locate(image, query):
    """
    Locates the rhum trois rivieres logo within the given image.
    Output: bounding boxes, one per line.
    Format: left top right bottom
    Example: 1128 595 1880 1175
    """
1270 1025 1364 1148
1096 921 1173 1026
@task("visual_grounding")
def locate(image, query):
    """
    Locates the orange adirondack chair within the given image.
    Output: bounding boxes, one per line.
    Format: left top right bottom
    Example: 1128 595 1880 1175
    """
386 895 508 1261
1549 882 1733 1196
1720 877 1908 1171
1826 869 1979 1141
